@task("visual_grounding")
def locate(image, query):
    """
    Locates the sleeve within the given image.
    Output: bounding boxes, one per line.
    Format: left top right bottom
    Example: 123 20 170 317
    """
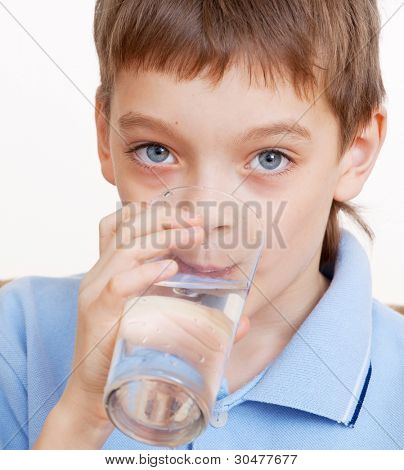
0 279 29 450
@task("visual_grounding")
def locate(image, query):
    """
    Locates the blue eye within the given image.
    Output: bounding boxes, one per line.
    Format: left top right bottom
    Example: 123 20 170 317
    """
125 142 295 177
125 143 176 167
249 149 292 175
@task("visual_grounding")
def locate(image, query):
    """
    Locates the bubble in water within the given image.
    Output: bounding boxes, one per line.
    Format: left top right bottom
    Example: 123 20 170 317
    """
141 336 148 344
170 399 181 415
173 287 200 298
145 399 153 418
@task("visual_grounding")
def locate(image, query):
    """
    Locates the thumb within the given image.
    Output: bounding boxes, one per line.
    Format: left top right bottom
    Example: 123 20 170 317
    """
233 315 250 343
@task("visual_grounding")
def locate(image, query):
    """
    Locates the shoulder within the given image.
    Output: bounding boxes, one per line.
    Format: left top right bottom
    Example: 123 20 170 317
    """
0 274 86 449
370 298 403 379
0 273 85 324
0 272 85 305
365 299 404 444
0 273 85 364
371 298 404 341
0 272 85 298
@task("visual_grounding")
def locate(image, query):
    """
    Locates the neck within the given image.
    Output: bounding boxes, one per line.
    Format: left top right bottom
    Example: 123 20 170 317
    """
225 251 331 393
249 267 330 341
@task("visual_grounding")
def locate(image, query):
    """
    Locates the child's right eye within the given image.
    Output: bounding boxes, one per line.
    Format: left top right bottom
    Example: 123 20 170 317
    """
124 142 178 169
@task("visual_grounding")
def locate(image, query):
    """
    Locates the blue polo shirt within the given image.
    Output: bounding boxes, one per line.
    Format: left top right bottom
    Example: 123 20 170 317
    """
0 228 403 450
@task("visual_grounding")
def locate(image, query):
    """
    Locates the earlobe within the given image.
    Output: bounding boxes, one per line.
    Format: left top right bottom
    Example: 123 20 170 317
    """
333 106 387 202
95 87 116 186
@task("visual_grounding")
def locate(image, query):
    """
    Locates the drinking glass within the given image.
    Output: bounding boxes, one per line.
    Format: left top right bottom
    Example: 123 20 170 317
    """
103 186 264 447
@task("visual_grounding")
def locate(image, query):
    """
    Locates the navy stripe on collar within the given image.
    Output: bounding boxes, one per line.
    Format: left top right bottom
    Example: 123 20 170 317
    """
347 361 372 428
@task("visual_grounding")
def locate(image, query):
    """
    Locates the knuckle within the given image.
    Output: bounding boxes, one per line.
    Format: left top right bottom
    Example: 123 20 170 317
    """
125 201 149 221
98 216 107 235
167 227 191 246
137 263 157 279
115 225 133 249
78 286 93 313
106 275 122 296
117 248 142 270
156 227 171 243
157 204 179 225
98 212 115 236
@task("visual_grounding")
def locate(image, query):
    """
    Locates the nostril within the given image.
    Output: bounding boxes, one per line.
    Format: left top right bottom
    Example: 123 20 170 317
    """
215 225 230 233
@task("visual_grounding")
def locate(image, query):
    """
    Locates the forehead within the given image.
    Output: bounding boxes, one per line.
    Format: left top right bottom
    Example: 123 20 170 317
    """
111 66 336 137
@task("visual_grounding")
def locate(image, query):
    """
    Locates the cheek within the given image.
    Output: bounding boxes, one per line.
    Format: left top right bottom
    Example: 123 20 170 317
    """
261 174 334 251
288 182 336 257
279 158 338 240
253 164 337 289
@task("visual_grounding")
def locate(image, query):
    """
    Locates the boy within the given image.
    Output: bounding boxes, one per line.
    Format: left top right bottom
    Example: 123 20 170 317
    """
1 0 403 450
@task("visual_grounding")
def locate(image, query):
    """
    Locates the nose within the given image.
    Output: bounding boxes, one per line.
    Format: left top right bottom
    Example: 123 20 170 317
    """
168 187 239 267
176 186 236 234
184 159 239 197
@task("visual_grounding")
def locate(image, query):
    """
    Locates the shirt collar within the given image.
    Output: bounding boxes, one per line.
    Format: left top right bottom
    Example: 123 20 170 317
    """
216 228 373 427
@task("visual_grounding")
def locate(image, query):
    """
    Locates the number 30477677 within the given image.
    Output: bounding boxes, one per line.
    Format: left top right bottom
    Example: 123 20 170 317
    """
234 454 298 465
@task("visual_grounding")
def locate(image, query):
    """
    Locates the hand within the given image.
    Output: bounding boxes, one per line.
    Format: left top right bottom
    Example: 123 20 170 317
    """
59 202 250 430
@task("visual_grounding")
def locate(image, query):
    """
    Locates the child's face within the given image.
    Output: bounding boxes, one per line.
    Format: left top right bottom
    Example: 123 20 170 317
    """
96 66 344 306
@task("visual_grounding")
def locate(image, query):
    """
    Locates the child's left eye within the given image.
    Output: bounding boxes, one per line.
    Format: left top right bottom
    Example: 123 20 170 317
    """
246 149 294 176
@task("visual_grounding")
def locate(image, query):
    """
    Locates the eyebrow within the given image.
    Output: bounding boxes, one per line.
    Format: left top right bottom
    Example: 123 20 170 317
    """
118 111 311 144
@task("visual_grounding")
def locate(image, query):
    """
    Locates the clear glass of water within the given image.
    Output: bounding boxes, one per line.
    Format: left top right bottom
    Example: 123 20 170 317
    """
103 186 265 447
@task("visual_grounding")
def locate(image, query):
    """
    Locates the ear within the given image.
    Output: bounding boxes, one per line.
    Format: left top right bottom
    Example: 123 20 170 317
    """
95 86 116 186
334 106 387 202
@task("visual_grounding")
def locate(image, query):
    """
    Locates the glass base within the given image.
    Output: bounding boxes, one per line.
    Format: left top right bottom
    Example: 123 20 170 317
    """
104 348 210 447
106 378 206 447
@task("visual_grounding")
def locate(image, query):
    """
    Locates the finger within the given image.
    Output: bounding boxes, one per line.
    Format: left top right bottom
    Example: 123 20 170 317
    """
116 296 232 404
77 259 181 357
99 201 149 257
117 224 205 262
99 203 202 271
90 203 201 290
84 225 204 299
98 258 179 315
82 203 148 291
122 305 229 362
234 315 250 343
93 225 204 293
110 203 202 254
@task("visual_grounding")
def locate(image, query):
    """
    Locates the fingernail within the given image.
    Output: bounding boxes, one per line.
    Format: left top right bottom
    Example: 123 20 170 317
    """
187 225 203 232
158 259 176 269
184 212 201 220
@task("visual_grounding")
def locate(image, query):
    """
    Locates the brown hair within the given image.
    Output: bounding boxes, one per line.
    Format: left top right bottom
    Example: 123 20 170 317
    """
93 0 385 271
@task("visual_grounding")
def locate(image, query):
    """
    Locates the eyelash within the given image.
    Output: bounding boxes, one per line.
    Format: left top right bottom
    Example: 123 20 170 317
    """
123 141 296 178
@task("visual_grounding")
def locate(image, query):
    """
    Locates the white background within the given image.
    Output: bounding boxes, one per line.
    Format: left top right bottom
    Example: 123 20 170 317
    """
0 1 403 304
